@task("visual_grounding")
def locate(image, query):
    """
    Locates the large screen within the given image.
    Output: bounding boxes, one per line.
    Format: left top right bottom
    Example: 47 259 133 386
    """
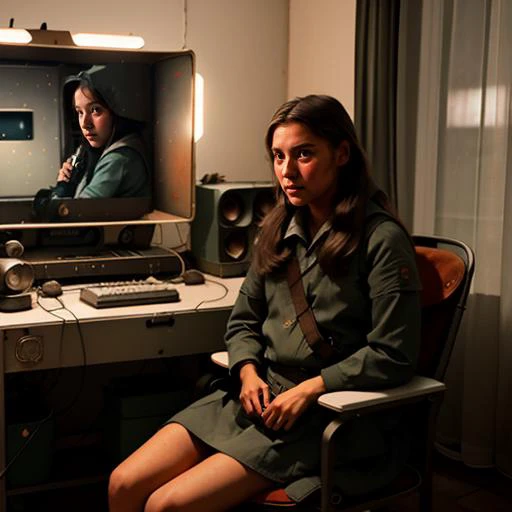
0 41 195 230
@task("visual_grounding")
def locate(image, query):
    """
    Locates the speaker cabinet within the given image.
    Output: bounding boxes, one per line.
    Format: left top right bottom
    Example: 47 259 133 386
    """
191 183 275 277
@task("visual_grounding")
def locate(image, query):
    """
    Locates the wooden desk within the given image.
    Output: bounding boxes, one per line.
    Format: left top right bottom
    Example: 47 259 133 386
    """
0 275 243 510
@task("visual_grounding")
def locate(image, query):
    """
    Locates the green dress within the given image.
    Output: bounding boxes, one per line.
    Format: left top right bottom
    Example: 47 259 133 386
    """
170 202 421 501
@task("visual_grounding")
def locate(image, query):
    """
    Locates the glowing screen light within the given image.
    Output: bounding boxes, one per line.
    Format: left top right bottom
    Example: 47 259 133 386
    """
194 73 204 142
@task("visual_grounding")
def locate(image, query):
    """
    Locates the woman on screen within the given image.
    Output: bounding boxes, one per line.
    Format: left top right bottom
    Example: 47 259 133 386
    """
53 69 150 199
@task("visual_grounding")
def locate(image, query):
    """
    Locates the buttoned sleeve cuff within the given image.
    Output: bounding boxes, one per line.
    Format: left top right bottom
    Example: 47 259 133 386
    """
229 358 260 379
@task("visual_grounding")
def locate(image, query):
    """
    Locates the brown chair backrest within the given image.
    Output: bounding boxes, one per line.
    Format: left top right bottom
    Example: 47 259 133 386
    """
414 244 468 378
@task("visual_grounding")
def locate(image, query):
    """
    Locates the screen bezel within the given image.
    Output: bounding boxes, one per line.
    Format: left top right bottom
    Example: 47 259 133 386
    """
0 41 196 231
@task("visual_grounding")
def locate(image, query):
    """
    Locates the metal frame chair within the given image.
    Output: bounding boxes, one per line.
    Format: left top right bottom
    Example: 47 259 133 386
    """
210 234 475 511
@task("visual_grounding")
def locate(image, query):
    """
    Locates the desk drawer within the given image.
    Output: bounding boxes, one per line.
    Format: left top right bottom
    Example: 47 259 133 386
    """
2 309 231 373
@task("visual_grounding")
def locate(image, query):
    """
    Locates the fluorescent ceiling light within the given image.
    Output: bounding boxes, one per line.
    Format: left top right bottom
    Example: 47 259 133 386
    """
0 28 32 44
71 33 144 49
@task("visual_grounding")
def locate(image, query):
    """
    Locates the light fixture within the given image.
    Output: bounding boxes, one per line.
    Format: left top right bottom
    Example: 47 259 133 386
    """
71 33 145 49
0 27 144 50
194 73 204 142
0 28 32 44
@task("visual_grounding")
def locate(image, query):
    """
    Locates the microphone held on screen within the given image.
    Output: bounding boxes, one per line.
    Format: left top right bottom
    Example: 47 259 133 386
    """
52 144 86 198
69 144 85 169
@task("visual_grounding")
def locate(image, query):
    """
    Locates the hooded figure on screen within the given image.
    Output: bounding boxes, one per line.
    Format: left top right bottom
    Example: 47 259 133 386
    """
53 66 150 199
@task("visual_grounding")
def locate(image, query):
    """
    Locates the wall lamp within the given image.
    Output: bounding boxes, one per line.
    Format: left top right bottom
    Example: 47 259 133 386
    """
0 27 144 49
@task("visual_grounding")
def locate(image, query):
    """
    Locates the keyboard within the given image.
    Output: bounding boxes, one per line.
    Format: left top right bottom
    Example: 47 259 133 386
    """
80 281 180 308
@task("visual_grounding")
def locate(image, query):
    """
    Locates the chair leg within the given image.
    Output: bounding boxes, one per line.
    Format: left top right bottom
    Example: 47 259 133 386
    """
321 417 345 512
418 396 442 512
419 472 433 512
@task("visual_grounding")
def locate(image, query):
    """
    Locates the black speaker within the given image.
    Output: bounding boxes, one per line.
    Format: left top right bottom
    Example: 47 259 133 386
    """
191 183 275 277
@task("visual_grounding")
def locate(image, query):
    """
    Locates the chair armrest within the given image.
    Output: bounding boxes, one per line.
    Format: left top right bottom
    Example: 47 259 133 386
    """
317 376 446 413
211 351 229 369
211 352 445 414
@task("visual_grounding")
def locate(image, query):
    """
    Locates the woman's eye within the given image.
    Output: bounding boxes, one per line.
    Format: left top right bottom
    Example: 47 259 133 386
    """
273 152 284 162
91 105 102 115
298 149 312 159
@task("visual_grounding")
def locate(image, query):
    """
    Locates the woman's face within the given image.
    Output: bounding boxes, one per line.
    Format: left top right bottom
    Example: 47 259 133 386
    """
271 121 349 215
74 86 114 148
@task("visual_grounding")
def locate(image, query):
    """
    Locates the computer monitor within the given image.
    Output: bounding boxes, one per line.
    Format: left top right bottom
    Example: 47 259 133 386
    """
0 39 195 250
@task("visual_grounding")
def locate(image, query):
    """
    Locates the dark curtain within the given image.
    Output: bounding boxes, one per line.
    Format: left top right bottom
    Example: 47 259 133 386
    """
355 0 422 229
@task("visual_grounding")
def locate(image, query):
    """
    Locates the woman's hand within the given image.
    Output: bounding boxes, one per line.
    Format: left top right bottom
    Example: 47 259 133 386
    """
239 363 270 417
261 376 326 431
57 160 73 182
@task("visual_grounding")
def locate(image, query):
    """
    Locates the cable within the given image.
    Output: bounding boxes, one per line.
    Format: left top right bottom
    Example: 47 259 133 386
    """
163 247 187 277
193 278 229 311
1 291 90 482
1 289 89 480
35 290 88 417
151 221 189 252
0 409 54 480
54 295 88 417
36 290 67 370
33 292 67 391
170 223 189 252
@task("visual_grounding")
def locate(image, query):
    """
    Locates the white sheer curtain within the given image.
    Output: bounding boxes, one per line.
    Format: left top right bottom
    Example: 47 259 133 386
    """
413 0 512 476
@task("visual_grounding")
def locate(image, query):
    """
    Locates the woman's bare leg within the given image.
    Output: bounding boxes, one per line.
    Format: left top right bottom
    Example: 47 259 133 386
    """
144 452 274 512
109 423 211 512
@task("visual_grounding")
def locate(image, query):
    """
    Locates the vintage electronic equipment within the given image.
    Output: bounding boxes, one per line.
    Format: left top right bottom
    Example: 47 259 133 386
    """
0 32 195 281
191 182 275 277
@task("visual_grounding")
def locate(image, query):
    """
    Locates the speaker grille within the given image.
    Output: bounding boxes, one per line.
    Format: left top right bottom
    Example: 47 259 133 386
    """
223 230 248 261
219 191 245 225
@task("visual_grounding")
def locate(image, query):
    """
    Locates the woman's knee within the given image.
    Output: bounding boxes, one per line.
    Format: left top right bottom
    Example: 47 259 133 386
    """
109 461 144 503
144 485 182 512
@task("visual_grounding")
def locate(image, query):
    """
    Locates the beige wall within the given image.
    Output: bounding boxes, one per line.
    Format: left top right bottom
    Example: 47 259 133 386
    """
288 0 356 118
186 0 288 183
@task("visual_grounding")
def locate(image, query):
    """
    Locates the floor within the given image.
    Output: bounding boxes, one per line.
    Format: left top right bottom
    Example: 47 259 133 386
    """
383 452 512 512
6 452 512 511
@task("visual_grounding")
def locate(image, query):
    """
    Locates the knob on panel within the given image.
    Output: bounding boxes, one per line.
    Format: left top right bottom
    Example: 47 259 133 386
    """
223 231 248 261
219 191 245 225
15 335 44 364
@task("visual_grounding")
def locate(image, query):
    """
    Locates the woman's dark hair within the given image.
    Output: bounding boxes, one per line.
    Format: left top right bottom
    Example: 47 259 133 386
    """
71 81 146 180
253 94 396 277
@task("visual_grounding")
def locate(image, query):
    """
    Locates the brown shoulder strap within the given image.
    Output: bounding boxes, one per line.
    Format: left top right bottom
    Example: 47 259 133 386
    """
286 257 335 361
